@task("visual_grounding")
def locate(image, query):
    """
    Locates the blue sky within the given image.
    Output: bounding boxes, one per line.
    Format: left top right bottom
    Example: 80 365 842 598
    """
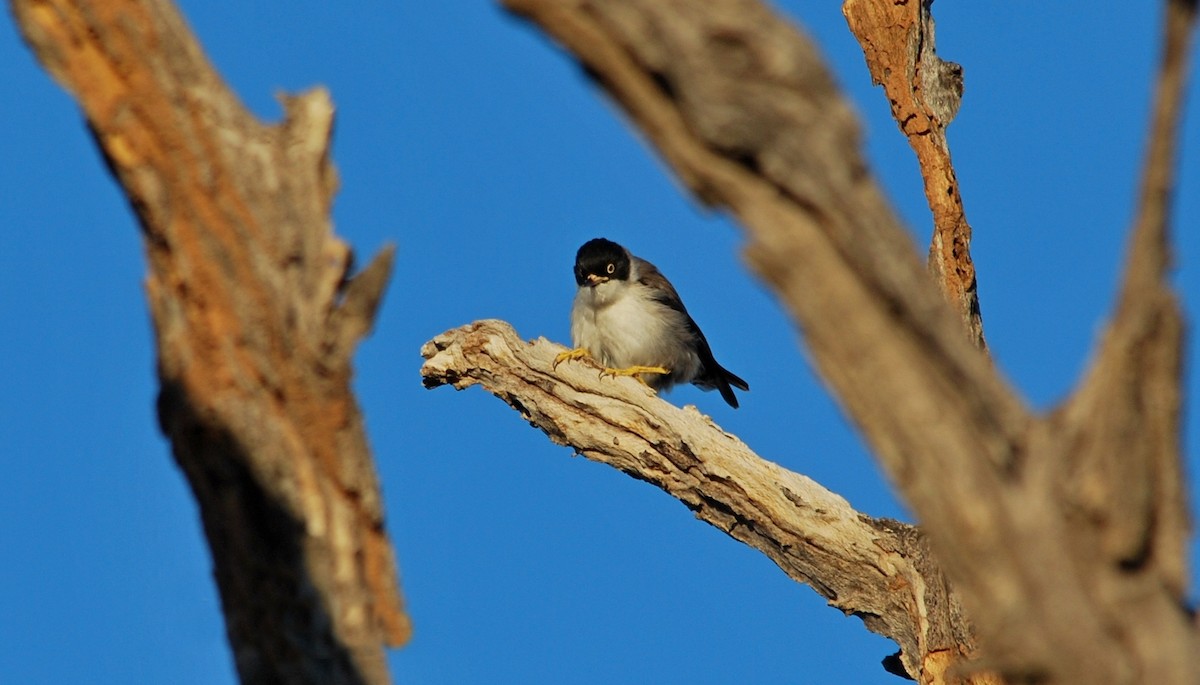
2 2 1197 684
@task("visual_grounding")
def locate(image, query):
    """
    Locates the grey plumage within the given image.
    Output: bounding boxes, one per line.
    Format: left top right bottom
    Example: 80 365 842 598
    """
567 238 748 408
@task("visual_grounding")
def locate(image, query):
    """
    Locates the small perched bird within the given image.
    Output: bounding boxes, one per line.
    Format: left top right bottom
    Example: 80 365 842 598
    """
555 237 748 408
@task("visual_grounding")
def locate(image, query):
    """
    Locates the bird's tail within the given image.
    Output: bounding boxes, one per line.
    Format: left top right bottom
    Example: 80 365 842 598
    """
711 363 749 409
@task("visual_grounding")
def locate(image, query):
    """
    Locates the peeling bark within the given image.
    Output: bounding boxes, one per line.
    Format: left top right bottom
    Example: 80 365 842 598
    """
10 1 410 684
842 0 982 350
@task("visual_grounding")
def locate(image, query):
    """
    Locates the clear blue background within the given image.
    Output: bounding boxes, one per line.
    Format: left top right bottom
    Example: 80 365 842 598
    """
2 2 1197 684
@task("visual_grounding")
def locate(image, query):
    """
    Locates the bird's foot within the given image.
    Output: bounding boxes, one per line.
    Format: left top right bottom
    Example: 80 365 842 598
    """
600 365 670 387
553 347 591 369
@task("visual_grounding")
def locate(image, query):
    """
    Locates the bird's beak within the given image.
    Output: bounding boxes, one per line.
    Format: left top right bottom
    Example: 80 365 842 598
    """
585 274 607 287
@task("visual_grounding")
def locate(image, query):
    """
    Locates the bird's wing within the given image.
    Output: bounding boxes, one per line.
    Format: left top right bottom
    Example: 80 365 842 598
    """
633 257 687 315
636 257 748 407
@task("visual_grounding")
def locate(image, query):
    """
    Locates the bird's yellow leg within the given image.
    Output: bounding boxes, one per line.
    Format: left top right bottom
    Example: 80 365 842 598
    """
600 365 670 387
553 347 591 369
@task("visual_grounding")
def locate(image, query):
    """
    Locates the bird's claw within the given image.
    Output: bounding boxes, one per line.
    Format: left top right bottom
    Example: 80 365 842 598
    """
553 349 668 388
600 365 670 387
553 347 591 370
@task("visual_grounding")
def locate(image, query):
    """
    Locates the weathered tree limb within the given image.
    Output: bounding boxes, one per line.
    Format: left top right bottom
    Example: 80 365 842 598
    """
11 1 410 684
421 320 986 683
1050 0 1197 675
842 0 982 350
493 0 1198 683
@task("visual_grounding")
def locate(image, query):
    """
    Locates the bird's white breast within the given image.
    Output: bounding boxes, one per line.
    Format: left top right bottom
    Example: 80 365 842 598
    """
570 279 701 387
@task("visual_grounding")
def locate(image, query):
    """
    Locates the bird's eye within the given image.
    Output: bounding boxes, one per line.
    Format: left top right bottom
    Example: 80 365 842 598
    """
606 263 615 274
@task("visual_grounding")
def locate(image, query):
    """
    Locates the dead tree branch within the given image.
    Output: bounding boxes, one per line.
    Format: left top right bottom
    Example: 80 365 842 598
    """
421 319 986 683
843 0 982 349
10 1 411 683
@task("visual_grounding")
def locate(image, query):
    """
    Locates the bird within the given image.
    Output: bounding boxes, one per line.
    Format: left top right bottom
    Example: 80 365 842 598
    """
554 237 748 408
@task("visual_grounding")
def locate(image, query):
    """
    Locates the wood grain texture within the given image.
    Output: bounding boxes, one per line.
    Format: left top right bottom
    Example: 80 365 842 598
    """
422 320 989 683
10 1 410 684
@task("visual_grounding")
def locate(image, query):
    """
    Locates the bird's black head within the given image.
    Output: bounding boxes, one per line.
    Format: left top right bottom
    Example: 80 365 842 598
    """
573 238 631 287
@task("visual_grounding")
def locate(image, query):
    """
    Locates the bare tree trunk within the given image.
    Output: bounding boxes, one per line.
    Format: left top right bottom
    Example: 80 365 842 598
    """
423 0 1199 682
10 2 411 684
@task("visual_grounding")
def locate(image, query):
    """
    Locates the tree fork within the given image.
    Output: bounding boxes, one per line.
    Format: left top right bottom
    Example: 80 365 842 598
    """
492 0 1198 682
